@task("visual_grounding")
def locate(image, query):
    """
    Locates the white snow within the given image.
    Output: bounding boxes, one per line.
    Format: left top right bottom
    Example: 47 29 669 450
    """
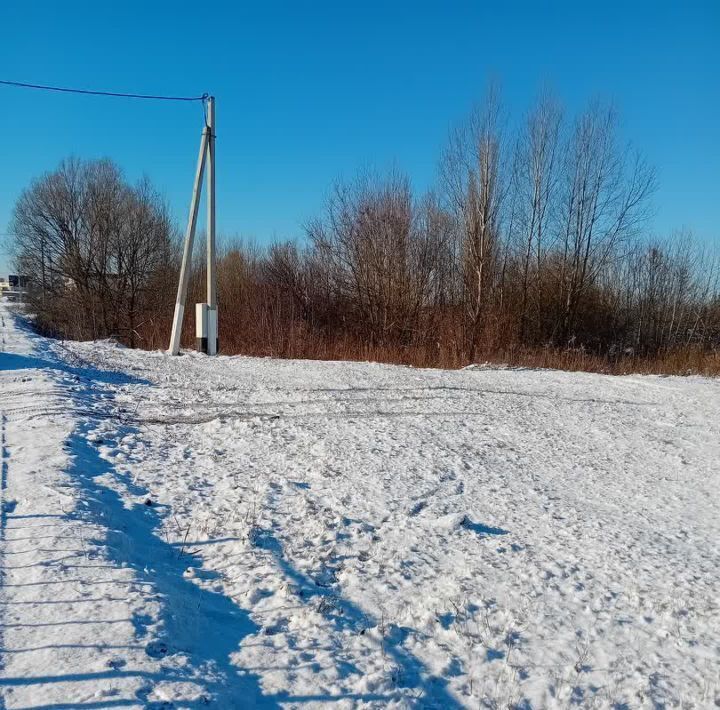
1 299 719 708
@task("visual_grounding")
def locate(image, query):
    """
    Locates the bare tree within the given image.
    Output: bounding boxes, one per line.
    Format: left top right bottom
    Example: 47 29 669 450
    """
554 102 656 344
114 178 176 346
442 87 507 359
307 170 443 345
11 158 175 344
511 92 563 341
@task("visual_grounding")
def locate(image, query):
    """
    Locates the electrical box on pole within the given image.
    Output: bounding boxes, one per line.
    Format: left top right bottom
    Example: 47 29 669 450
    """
168 95 218 356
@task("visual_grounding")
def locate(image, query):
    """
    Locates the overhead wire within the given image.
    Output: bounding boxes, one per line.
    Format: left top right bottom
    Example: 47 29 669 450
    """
0 79 208 103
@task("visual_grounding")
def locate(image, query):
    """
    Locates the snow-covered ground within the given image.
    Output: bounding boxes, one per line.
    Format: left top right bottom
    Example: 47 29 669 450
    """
1 300 719 709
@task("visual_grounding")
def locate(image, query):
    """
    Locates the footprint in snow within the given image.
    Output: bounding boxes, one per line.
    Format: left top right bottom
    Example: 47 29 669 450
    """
2 499 17 514
407 500 427 516
434 513 509 537
145 640 171 658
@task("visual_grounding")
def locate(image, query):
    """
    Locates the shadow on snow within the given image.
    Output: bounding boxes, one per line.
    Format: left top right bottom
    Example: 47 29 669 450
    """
251 526 464 708
1 321 274 708
1 313 467 708
63 414 273 706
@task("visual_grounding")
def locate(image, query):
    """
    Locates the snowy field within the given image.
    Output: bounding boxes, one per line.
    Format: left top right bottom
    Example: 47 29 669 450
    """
1 300 719 709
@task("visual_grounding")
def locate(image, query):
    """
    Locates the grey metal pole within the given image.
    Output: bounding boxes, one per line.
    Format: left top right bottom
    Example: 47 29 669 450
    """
206 96 217 354
168 125 209 355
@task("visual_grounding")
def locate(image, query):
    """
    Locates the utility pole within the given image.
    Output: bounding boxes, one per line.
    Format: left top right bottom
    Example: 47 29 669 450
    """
205 96 217 354
168 95 218 356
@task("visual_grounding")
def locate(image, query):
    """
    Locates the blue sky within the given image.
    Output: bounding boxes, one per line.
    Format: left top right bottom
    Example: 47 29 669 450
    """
1 0 718 275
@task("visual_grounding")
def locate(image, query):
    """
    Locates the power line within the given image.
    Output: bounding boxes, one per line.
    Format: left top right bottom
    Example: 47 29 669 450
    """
0 79 208 102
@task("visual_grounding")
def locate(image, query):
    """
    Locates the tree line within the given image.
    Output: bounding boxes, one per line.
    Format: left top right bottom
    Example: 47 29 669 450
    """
10 91 720 374
11 158 176 346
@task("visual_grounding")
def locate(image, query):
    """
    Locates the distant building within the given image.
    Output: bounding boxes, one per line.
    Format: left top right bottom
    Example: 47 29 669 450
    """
0 274 27 302
8 274 27 289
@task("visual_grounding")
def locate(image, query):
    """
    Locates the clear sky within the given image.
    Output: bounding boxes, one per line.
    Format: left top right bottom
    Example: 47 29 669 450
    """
1 0 718 275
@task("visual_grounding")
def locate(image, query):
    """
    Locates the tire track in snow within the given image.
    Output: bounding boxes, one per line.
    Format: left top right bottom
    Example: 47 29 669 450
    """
0 412 9 694
1 310 14 698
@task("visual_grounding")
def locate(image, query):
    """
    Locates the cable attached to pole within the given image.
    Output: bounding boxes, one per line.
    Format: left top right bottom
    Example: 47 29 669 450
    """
0 79 208 102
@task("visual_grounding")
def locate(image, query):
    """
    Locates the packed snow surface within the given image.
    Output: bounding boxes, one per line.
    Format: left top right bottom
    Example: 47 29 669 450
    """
1 300 719 708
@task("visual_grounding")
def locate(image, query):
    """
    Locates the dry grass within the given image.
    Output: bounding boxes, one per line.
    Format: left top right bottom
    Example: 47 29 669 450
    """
136 313 720 377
